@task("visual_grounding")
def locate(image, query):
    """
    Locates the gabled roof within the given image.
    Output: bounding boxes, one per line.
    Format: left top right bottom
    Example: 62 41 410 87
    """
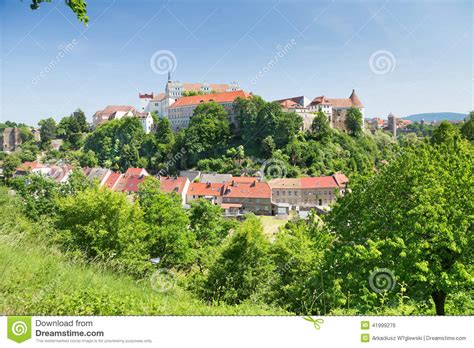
267 178 302 189
268 174 349 190
104 172 122 189
124 168 149 177
187 182 224 197
279 99 303 108
18 161 43 171
222 181 271 199
200 173 233 184
310 90 364 108
169 90 250 108
159 176 188 195
123 175 147 193
94 105 136 118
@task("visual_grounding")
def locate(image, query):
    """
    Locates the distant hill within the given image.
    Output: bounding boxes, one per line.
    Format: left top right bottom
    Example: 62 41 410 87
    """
403 112 467 122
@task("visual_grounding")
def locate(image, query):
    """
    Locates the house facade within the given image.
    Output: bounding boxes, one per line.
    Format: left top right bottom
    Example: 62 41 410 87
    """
92 105 154 134
277 90 364 133
139 73 240 118
167 90 250 131
268 174 349 209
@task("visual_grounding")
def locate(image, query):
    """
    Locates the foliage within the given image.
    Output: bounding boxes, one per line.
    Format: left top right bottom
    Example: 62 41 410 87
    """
2 154 21 182
202 215 276 305
10 174 60 220
188 199 237 271
137 177 195 268
38 117 57 149
184 102 231 166
310 111 331 140
270 213 335 314
55 186 150 275
235 96 302 155
29 0 88 24
345 107 363 136
431 121 461 145
0 189 286 315
84 117 145 172
326 140 473 315
460 112 474 141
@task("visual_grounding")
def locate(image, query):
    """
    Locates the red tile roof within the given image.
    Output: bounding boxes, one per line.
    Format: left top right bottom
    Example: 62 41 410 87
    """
333 173 349 187
279 99 302 108
180 83 231 93
187 182 224 197
310 90 364 108
223 181 271 199
123 175 147 193
159 176 188 195
269 174 349 190
228 176 261 184
169 90 250 108
94 105 136 118
124 168 148 177
104 172 122 190
18 161 43 171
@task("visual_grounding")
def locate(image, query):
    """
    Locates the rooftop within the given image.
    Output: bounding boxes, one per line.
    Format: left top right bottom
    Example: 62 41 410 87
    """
169 90 250 108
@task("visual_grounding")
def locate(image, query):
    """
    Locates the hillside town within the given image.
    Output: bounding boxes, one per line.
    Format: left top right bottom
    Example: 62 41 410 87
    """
13 161 349 217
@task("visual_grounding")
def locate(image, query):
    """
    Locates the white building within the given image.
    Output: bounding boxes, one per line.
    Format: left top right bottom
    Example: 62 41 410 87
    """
167 90 250 131
139 72 240 118
92 105 154 134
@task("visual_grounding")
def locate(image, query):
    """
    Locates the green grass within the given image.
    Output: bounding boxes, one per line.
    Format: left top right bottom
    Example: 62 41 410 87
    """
257 213 295 236
0 188 287 316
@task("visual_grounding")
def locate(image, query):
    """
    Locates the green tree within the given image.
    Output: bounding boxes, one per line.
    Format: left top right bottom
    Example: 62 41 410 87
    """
460 111 474 141
2 154 21 183
202 215 276 304
60 168 92 196
326 141 473 315
189 199 236 271
39 117 57 149
270 213 334 314
84 117 145 171
431 121 460 145
80 149 98 167
345 107 363 136
310 111 331 139
29 0 88 24
56 186 149 274
184 102 231 165
10 174 60 220
138 177 194 268
261 135 276 158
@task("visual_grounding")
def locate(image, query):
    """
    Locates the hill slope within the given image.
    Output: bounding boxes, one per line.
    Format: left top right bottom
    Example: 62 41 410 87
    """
403 112 467 122
0 189 286 316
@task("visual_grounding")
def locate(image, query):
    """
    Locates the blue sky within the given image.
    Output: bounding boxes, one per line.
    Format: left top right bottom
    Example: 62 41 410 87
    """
1 0 472 125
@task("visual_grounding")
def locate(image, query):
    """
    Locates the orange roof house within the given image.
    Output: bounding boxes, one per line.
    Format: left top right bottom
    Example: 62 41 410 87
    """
169 90 250 108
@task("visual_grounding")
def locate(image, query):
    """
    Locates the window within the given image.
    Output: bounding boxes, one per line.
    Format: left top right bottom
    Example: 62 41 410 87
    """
288 191 292 196
276 191 280 196
318 199 322 205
